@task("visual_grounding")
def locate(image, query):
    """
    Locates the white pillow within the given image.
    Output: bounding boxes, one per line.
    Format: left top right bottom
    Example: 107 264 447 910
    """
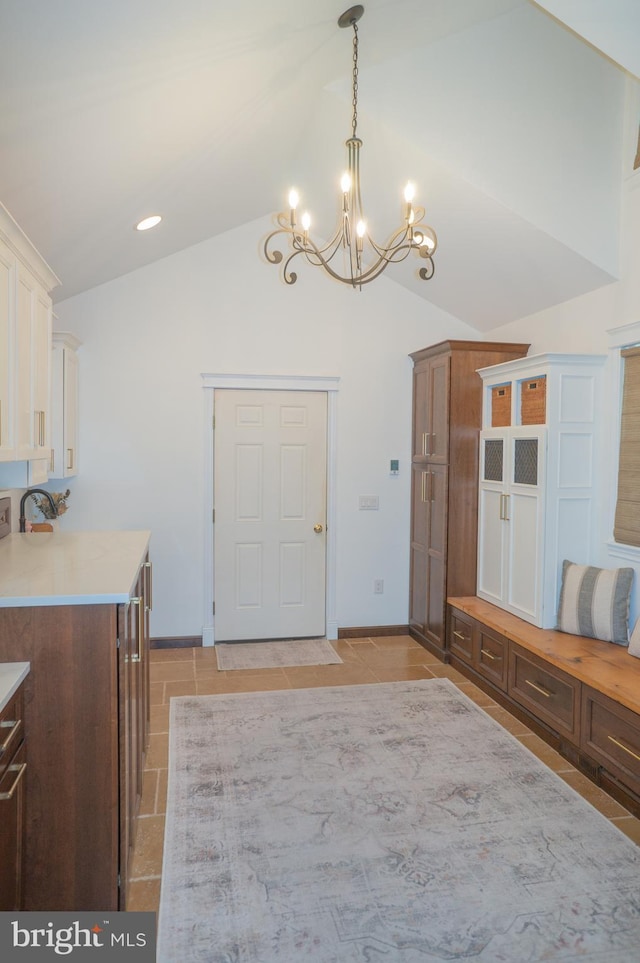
557 560 634 645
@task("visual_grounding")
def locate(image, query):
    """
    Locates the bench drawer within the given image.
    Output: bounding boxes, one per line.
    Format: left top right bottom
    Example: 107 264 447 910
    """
582 687 640 796
476 627 508 691
508 643 580 741
448 610 474 664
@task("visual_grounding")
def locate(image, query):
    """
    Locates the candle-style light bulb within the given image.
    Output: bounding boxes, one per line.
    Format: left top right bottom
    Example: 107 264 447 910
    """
288 189 299 210
404 182 415 222
301 211 311 234
341 172 351 194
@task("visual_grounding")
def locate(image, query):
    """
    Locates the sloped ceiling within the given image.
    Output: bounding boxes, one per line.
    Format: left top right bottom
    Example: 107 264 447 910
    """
0 0 636 329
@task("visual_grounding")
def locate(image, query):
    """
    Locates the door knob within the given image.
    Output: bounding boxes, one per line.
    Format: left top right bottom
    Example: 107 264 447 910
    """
313 523 324 533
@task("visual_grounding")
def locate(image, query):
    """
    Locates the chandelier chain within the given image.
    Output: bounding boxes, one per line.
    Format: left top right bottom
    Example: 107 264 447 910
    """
351 21 359 139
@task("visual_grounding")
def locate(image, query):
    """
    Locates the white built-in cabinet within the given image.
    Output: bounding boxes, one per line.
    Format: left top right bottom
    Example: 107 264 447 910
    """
50 332 80 479
476 353 605 628
0 203 59 478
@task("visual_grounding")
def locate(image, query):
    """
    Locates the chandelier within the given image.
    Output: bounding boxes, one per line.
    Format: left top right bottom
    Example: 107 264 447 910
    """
263 4 437 290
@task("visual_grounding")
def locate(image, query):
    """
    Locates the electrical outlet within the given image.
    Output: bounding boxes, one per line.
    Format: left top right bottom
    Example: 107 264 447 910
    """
373 579 384 594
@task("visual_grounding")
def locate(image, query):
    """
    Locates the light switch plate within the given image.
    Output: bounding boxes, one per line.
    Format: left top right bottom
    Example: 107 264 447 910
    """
358 495 379 510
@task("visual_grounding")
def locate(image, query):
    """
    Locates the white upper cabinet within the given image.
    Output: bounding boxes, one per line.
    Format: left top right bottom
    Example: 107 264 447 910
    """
476 353 605 628
0 202 59 467
50 332 81 479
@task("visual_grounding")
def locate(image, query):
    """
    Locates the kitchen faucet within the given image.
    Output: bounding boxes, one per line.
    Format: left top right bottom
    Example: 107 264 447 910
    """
19 489 58 533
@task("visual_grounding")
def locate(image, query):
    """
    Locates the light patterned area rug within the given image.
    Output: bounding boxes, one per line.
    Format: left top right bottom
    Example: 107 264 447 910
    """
157 679 640 962
214 637 342 670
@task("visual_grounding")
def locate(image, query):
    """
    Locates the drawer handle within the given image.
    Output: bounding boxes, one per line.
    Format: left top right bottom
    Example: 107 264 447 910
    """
524 679 552 698
453 631 467 641
607 735 640 764
0 762 26 800
0 718 22 757
480 648 498 661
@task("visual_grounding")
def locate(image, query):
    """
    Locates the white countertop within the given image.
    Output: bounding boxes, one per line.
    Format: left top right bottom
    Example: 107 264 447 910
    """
0 530 151 607
0 661 30 711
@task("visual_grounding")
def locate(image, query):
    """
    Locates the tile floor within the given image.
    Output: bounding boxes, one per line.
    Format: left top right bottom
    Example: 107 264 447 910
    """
127 635 640 912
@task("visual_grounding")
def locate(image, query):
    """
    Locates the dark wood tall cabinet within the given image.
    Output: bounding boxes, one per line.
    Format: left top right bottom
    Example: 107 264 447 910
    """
409 340 529 655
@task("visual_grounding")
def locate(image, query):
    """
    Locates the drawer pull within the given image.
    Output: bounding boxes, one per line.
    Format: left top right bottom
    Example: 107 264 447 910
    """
453 631 467 641
607 735 640 764
524 679 552 698
480 648 498 661
0 718 22 757
0 762 26 800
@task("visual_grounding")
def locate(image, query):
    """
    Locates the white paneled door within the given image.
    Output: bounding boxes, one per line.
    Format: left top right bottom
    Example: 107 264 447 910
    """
213 389 328 641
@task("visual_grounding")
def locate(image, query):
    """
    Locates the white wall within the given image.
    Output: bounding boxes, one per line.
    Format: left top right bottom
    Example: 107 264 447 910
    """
53 215 477 639
485 168 640 623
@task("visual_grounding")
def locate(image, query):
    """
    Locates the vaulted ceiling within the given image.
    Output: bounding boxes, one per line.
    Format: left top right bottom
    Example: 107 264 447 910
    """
1 0 638 329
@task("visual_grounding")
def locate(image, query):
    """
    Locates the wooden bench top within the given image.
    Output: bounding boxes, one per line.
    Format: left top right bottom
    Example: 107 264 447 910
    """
448 596 640 716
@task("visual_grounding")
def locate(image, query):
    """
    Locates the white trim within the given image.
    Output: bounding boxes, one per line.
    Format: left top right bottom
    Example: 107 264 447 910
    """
201 373 340 646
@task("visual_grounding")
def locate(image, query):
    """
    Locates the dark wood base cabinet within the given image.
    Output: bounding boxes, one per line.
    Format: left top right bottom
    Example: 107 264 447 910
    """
448 597 640 817
0 556 151 911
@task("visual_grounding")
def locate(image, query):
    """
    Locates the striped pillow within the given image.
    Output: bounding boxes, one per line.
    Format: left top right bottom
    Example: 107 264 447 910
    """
557 560 634 645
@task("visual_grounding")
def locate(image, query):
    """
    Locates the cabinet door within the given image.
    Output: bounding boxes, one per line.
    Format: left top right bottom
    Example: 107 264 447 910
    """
0 740 26 911
0 239 14 460
412 354 450 462
424 465 448 646
118 601 134 910
14 263 51 461
504 430 545 623
412 365 429 459
409 467 429 632
409 464 448 649
63 347 79 475
477 432 508 605
426 354 449 463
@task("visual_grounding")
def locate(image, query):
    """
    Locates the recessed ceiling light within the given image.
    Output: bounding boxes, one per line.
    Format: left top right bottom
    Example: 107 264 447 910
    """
135 215 162 231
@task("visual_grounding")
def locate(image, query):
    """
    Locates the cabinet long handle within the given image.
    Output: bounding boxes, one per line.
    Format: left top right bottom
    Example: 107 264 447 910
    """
0 762 27 800
524 678 552 698
453 630 466 641
67 448 74 470
0 718 22 757
421 471 427 503
130 597 142 663
607 735 640 763
145 560 153 611
480 648 498 661
422 432 430 456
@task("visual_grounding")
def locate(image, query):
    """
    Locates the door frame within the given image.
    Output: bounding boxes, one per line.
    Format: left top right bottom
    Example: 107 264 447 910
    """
202 373 340 646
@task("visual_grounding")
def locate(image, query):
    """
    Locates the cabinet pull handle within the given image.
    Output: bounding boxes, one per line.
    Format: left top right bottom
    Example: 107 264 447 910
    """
607 735 640 763
130 597 142 663
41 411 45 447
67 448 74 470
480 648 498 661
499 494 505 521
422 432 430 456
421 471 426 503
145 560 153 611
0 718 22 757
524 678 552 698
453 630 466 641
0 762 27 800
